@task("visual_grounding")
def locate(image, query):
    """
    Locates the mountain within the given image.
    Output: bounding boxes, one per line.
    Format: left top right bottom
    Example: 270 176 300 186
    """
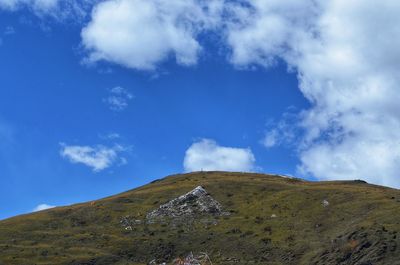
1 171 400 265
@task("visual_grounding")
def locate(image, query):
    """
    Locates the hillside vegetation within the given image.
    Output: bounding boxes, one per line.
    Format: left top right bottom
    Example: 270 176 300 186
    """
1 172 400 264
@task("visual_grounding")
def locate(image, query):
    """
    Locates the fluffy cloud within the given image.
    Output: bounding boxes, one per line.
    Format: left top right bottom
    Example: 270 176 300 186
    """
32 203 55 212
81 0 223 70
227 0 400 187
103 86 133 111
60 143 126 172
226 0 321 67
183 139 256 172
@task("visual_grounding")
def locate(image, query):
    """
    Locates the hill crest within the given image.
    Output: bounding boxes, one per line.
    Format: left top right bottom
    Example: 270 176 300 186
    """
1 171 399 265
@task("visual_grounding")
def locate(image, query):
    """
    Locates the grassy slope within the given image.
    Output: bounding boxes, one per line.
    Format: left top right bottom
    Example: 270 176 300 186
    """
0 171 400 265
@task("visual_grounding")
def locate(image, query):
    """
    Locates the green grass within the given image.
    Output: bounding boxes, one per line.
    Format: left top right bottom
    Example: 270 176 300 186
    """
1 172 400 264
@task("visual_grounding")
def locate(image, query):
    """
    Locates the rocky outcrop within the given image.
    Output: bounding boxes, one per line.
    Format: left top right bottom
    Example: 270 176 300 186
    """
146 186 228 222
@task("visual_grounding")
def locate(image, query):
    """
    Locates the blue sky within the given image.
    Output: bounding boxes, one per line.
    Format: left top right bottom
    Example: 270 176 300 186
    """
1 0 400 219
0 7 306 219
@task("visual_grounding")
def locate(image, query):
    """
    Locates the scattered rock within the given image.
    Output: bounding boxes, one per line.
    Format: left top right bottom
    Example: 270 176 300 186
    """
120 215 142 230
322 200 329 207
271 214 277 218
312 227 398 264
149 252 212 265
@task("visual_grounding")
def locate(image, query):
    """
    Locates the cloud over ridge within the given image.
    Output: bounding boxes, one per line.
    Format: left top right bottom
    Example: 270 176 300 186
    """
182 0 400 187
184 139 256 172
227 0 400 187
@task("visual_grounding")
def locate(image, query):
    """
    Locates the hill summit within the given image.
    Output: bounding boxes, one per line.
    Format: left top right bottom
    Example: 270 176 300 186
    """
0 171 400 264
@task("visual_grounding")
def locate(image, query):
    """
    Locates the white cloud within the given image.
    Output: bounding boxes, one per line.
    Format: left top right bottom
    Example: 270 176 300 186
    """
183 139 256 172
227 0 400 187
261 112 298 149
33 203 55 212
60 143 126 172
226 0 321 67
81 0 223 70
103 86 133 111
261 130 278 148
100 132 120 140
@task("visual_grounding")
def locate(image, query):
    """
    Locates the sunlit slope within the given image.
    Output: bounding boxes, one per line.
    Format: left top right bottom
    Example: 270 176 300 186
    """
0 172 399 264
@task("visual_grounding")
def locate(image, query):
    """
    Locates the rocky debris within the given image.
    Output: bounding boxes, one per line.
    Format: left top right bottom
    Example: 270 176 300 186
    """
149 261 166 265
146 186 228 222
120 215 142 230
311 227 398 265
149 252 212 265
322 199 330 207
174 252 212 265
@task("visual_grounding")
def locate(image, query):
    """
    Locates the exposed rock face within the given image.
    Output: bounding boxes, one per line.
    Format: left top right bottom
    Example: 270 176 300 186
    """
146 186 227 222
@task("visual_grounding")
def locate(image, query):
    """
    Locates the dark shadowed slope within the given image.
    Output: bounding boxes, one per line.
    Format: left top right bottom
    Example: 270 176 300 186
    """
1 172 400 264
